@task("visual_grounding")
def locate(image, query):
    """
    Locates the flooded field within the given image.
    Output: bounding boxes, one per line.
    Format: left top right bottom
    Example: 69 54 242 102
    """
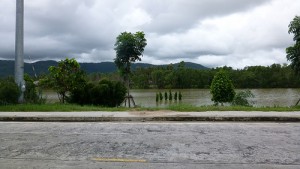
130 89 300 107
43 89 300 107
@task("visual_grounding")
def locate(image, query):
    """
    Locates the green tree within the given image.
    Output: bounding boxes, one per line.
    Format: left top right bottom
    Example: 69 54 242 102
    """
47 58 86 103
286 16 300 74
114 31 147 107
286 16 300 105
210 70 235 105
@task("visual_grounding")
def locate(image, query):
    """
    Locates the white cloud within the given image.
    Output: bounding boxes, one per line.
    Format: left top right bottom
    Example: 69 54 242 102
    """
120 8 152 29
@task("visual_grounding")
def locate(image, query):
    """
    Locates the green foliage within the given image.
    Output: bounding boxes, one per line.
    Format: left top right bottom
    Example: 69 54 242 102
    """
114 31 147 77
0 78 20 105
46 58 86 103
69 79 127 107
114 31 147 107
287 43 300 74
210 70 235 105
164 92 168 100
24 74 45 104
130 63 300 89
174 92 178 100
287 16 300 75
156 93 159 102
288 16 300 42
231 90 255 107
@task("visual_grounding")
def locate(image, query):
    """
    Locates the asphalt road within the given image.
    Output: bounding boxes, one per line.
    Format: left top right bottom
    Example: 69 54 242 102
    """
0 122 299 169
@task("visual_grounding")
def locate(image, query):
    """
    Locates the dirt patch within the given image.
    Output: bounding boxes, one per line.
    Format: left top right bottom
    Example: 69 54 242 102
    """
128 110 176 116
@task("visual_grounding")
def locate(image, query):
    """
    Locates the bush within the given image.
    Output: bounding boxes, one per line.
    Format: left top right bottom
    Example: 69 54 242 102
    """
24 75 45 104
0 79 20 105
231 90 255 107
69 79 127 107
67 82 92 105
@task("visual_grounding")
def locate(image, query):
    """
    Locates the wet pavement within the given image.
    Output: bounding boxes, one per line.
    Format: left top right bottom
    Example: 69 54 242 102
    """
0 122 299 168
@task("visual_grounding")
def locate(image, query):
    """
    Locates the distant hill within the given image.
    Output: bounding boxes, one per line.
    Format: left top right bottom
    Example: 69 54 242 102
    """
0 60 208 77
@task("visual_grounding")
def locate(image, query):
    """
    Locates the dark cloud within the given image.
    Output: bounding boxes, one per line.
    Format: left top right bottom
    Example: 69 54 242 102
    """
0 0 299 68
141 0 270 34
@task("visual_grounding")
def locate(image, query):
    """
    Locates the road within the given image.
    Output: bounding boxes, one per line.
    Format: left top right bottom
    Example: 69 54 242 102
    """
0 122 299 169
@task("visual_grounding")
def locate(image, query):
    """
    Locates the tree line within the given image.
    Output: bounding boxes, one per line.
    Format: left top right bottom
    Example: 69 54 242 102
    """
127 62 300 89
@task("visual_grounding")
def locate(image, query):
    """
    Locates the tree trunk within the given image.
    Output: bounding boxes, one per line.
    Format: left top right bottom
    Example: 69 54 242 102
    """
128 78 130 107
62 93 65 104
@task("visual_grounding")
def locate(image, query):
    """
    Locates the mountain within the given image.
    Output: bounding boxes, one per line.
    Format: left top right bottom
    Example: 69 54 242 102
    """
0 60 208 77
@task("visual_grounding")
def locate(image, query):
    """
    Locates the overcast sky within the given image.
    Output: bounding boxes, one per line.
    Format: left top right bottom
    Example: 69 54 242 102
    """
0 0 299 68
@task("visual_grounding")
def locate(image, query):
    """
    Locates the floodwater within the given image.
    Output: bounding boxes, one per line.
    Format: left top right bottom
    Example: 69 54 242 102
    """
44 89 300 107
130 89 300 107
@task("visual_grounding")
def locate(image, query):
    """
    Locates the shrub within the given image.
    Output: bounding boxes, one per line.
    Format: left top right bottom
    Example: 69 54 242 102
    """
69 79 127 107
0 78 20 105
68 82 93 105
24 74 45 104
231 90 255 107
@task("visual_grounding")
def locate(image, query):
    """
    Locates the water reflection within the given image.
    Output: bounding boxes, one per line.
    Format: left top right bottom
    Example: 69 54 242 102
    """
130 89 300 107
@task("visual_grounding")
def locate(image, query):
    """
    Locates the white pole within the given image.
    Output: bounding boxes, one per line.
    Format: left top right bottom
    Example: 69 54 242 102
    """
15 0 25 103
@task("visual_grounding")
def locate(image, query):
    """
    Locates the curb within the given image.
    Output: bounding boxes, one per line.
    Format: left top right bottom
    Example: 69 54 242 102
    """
1 116 300 122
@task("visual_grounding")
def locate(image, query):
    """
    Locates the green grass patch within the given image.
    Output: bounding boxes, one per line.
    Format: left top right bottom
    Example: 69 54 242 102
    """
0 104 128 112
167 104 300 112
1 103 300 112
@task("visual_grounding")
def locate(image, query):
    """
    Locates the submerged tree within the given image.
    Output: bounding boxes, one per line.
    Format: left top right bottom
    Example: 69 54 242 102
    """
114 31 147 107
231 90 255 107
210 70 235 106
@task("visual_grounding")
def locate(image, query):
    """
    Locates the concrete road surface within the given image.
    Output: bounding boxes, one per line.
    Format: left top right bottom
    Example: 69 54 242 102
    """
0 122 299 169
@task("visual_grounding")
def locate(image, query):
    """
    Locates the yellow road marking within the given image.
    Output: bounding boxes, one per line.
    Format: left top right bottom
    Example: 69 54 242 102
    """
91 157 147 163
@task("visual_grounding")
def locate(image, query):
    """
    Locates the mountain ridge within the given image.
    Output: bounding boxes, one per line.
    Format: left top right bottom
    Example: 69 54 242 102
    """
0 60 208 77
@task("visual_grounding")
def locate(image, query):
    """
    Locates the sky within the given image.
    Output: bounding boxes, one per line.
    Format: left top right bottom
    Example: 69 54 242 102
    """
0 0 299 68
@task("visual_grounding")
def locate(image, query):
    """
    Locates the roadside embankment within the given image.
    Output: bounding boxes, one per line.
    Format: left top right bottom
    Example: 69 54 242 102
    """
0 111 300 122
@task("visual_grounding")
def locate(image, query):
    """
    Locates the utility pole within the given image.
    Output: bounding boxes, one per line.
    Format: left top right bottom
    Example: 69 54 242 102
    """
15 0 25 103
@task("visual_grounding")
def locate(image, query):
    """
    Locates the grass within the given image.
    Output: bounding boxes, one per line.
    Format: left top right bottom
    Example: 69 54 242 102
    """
0 103 300 112
167 104 300 112
0 104 128 112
